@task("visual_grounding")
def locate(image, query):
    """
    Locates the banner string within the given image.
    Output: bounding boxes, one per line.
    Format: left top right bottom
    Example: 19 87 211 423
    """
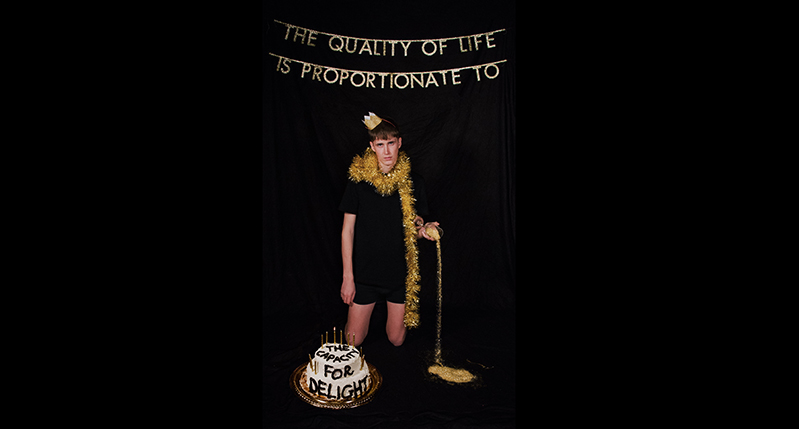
268 52 507 76
273 19 505 44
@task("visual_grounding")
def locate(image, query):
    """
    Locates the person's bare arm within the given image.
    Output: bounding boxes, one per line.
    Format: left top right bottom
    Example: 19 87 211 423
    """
341 213 356 305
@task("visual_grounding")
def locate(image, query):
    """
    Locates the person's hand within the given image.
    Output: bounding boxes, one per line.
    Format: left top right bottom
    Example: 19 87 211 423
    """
420 222 441 241
341 278 356 305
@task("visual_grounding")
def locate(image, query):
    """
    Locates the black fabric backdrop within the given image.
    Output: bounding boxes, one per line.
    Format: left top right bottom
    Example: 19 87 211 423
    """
264 1 517 427
264 2 516 321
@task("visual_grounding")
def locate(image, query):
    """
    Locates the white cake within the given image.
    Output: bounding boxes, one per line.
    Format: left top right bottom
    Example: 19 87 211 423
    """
303 341 371 401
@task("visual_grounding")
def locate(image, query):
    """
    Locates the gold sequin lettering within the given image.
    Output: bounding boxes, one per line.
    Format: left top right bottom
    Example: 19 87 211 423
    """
350 72 366 87
312 65 323 81
300 63 312 79
421 40 437 56
358 39 372 55
410 73 424 88
399 41 412 56
329 36 344 52
323 68 339 84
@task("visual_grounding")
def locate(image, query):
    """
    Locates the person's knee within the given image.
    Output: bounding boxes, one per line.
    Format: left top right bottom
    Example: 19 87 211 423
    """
345 327 368 347
346 304 375 347
387 329 406 347
345 324 368 347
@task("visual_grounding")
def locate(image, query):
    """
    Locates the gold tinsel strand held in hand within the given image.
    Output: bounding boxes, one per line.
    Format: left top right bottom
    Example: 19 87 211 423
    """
433 234 443 365
424 225 476 383
347 148 422 328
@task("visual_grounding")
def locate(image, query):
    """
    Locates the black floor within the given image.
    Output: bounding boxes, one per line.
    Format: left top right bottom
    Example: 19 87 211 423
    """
263 303 516 428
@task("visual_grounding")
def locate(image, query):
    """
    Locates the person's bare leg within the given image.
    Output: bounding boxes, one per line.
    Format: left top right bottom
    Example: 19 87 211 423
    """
386 302 407 346
345 302 375 347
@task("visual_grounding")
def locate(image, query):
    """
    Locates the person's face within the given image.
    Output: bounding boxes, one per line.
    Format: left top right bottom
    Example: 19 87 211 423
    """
370 136 402 172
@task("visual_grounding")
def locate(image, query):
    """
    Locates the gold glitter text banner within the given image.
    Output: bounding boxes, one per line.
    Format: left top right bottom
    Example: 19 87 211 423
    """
269 53 508 89
274 19 505 57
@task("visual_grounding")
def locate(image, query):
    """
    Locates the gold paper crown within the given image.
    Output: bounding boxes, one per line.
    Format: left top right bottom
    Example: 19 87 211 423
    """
362 112 383 130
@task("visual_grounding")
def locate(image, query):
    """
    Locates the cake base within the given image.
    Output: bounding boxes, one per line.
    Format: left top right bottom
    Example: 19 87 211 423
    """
290 362 382 409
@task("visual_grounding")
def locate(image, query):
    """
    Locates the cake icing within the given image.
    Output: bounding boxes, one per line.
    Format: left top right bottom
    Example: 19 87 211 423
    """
303 342 371 401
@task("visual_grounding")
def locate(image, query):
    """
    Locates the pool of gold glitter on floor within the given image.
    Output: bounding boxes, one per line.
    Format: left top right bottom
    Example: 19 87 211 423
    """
428 364 475 383
420 349 484 387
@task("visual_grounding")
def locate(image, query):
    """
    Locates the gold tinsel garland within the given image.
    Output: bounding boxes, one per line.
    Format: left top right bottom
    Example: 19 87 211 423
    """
347 148 421 328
